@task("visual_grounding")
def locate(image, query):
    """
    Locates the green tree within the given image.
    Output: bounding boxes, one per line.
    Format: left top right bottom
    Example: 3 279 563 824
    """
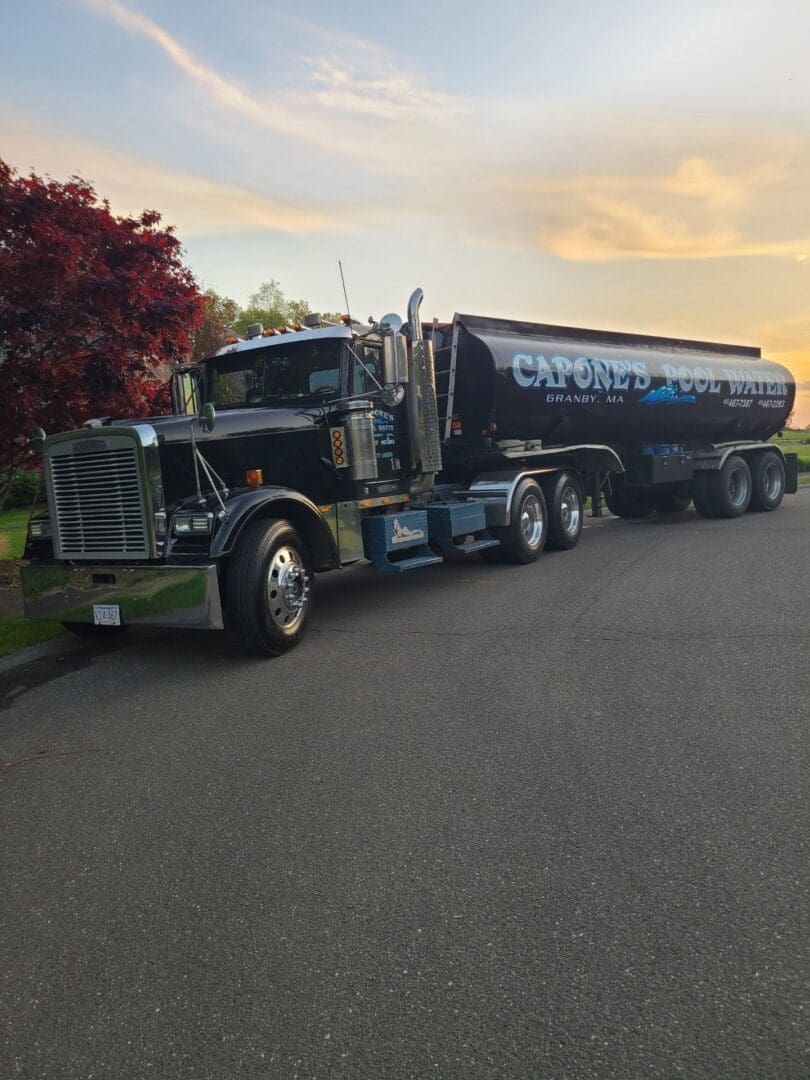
234 279 306 335
191 288 242 361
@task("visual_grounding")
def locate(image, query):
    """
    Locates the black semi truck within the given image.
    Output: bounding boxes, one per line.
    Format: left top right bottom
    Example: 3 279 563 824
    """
22 289 798 655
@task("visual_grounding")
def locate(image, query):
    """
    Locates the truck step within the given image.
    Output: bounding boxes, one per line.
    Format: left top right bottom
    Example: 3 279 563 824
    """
426 501 499 558
368 550 444 573
362 510 443 573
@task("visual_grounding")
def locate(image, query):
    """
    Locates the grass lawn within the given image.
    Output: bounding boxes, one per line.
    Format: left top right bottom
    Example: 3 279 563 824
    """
0 615 64 658
771 429 810 482
0 509 32 560
0 509 65 656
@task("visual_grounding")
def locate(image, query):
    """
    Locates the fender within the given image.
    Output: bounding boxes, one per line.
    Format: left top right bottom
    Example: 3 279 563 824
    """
211 487 340 570
692 440 788 471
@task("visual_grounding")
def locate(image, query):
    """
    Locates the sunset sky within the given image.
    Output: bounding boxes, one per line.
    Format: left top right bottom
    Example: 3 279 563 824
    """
2 0 809 423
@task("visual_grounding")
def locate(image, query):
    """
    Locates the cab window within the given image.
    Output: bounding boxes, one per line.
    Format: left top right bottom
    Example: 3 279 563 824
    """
351 344 382 395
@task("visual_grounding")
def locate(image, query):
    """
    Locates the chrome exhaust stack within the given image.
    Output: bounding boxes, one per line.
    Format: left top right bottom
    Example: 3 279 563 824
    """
405 288 442 495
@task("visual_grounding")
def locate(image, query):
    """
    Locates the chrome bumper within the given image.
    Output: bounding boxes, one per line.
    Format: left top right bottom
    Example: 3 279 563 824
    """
21 563 224 630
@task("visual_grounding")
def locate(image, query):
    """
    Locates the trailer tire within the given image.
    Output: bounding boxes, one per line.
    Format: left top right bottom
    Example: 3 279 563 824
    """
749 451 785 512
544 471 584 550
649 491 692 514
225 518 312 656
707 455 752 518
605 484 654 519
481 480 548 564
691 472 715 518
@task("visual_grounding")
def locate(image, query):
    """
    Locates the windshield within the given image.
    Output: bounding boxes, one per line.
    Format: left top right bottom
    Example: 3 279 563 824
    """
206 340 343 408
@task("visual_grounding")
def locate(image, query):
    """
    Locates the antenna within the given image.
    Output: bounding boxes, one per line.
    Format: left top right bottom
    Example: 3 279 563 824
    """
338 259 352 326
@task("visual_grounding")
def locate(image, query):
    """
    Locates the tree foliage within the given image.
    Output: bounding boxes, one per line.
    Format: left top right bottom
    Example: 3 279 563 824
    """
191 279 343 359
234 279 313 336
190 288 242 361
0 159 205 505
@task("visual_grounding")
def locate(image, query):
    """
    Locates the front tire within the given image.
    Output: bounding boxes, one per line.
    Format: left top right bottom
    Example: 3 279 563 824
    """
226 518 312 656
749 451 785 512
544 471 584 550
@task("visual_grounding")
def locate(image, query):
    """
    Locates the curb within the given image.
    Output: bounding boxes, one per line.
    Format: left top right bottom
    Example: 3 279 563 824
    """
0 634 87 676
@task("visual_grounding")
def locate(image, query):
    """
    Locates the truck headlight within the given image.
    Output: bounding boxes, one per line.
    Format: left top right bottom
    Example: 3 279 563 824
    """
172 512 214 536
28 519 52 539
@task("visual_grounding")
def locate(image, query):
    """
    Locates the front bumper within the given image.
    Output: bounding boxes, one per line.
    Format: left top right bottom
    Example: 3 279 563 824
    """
21 563 224 630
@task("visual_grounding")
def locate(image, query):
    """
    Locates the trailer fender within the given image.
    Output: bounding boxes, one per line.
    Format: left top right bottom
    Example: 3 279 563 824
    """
693 440 789 472
211 487 340 570
466 445 623 527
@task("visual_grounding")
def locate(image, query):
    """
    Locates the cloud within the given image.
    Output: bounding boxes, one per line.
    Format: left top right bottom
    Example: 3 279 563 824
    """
48 2 810 271
78 0 465 173
0 115 350 237
80 0 298 136
495 153 810 262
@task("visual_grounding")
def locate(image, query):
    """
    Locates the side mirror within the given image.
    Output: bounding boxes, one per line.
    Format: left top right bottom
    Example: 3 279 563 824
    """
199 402 216 433
30 427 47 454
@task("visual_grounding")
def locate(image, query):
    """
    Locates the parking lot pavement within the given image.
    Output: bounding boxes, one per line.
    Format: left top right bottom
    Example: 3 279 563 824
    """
2 491 808 1078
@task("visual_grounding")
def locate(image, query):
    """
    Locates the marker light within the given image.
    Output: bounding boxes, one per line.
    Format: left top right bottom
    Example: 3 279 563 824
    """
226 336 239 344
276 326 288 334
28 519 51 539
263 328 277 337
245 469 263 488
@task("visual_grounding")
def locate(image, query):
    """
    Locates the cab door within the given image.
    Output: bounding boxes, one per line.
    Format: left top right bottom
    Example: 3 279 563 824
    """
347 342 411 490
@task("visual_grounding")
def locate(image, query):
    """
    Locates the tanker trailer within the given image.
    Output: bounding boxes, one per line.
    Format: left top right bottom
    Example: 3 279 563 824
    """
433 313 797 531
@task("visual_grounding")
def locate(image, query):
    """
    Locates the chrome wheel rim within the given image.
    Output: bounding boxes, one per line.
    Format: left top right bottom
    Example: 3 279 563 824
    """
763 461 781 500
560 485 581 536
267 545 309 632
727 468 749 508
520 493 544 549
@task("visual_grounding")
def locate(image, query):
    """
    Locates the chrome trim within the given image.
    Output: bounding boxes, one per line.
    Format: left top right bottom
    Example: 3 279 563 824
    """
43 426 165 560
467 469 557 527
336 501 364 563
407 288 424 342
21 563 223 629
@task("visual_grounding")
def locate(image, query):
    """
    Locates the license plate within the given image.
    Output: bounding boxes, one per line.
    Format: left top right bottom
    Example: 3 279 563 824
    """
93 604 121 627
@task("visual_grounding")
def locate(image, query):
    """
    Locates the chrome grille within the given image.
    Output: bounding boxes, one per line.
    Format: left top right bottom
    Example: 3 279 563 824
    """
48 438 150 559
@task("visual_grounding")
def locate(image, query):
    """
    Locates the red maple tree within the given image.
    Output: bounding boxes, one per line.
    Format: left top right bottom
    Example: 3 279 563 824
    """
0 159 205 506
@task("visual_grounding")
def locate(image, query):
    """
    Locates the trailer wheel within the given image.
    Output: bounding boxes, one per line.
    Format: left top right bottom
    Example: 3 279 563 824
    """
691 472 715 518
482 480 548 564
749 451 785 512
707 455 752 518
544 471 584 550
605 484 654 519
649 491 692 514
226 518 312 656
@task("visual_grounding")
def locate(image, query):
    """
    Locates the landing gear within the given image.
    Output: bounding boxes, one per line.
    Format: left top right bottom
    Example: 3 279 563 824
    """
226 518 312 656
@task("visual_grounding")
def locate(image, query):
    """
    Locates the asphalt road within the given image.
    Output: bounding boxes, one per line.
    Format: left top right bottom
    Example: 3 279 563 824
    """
2 492 809 1079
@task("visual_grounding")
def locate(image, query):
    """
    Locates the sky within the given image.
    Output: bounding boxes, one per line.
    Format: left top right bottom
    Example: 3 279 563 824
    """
2 0 809 424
